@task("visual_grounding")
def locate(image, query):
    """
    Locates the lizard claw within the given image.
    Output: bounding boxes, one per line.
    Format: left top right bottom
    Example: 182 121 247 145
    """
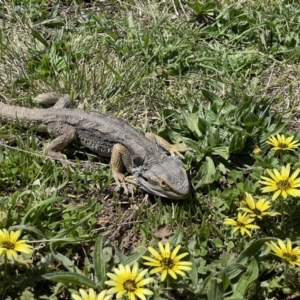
168 145 192 159
123 175 137 184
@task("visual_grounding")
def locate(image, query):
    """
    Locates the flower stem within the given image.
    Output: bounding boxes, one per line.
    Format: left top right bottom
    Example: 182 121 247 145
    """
4 254 8 279
280 198 285 233
284 261 288 286
166 276 171 289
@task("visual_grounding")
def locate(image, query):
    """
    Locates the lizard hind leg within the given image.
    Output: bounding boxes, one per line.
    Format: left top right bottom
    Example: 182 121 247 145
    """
35 93 71 108
111 143 137 194
45 123 77 161
145 132 191 159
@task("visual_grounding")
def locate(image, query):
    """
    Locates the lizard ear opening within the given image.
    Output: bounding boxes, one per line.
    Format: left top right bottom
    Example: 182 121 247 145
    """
132 156 144 167
160 180 166 188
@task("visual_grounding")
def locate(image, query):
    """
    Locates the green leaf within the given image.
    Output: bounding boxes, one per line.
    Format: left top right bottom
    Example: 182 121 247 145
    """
31 29 49 47
103 61 123 81
183 112 204 137
224 292 244 300
207 277 223 300
52 251 82 274
220 263 247 280
229 133 247 153
162 109 181 119
236 238 275 264
194 156 216 188
114 245 127 262
202 89 222 105
198 118 207 135
93 235 106 287
22 195 67 226
189 255 198 288
200 272 214 294
243 112 260 127
122 249 148 266
9 225 47 239
171 232 183 245
42 272 97 288
212 146 229 160
233 258 259 295
52 203 100 239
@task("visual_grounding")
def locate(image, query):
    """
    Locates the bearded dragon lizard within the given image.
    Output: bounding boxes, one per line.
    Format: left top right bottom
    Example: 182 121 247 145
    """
0 93 190 199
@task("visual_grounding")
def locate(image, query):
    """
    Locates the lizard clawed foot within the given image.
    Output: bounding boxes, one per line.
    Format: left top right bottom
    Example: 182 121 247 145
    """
113 172 137 195
145 132 192 159
167 145 193 159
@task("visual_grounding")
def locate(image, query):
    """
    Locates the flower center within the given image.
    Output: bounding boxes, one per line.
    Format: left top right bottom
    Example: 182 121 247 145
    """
278 143 288 148
2 241 15 249
277 180 291 191
237 221 245 227
252 208 262 215
162 257 174 269
123 280 137 292
283 252 298 262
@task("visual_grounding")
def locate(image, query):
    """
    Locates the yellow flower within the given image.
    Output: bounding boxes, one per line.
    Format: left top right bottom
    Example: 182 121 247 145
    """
259 164 300 200
266 239 300 266
105 262 153 300
224 212 260 237
238 193 280 219
267 134 300 151
71 288 112 300
252 145 262 155
0 229 33 260
142 242 192 282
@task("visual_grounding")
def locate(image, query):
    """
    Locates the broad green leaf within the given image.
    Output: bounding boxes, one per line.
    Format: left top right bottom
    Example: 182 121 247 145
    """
202 89 222 105
220 263 247 280
224 292 244 300
236 238 275 264
22 196 66 226
219 103 236 115
114 245 127 262
10 225 47 239
233 258 259 295
189 255 198 287
189 0 202 14
243 112 260 127
194 156 216 188
93 235 106 287
42 272 96 288
208 128 221 147
200 272 214 294
31 29 49 47
189 1 216 14
162 109 181 119
171 232 183 245
183 113 204 138
229 133 247 153
212 146 229 160
207 277 223 300
122 249 148 266
53 203 100 239
52 251 82 274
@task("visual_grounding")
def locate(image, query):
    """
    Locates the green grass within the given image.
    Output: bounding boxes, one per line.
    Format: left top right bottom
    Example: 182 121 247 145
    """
1 0 300 299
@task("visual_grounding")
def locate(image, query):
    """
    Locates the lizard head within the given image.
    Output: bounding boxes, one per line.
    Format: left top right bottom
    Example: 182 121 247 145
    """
133 156 190 199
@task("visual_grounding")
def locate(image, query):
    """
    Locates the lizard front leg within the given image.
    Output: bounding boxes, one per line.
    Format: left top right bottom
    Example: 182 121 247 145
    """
145 132 191 159
111 144 137 193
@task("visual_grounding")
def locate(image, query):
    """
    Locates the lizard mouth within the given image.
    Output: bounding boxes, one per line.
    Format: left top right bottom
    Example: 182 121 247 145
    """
137 175 189 200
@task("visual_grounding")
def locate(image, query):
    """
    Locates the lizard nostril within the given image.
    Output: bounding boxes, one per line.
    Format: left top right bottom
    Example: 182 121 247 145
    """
161 180 166 187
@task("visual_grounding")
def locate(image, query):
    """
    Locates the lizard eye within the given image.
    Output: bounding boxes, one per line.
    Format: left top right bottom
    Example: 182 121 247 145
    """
160 180 166 187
